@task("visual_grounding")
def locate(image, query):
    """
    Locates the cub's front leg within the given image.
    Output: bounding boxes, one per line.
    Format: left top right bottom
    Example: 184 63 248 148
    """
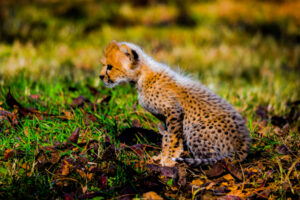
152 123 170 164
154 105 184 167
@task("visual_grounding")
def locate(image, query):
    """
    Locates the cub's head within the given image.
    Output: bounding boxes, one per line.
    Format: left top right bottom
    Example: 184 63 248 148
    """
99 41 140 88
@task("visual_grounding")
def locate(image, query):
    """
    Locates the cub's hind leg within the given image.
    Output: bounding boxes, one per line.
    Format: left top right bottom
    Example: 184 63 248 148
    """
184 125 229 164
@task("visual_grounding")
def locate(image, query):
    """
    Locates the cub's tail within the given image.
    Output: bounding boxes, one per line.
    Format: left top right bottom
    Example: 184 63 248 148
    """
172 154 233 166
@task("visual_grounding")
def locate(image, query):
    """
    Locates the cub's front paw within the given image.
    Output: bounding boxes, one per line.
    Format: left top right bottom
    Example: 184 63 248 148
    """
152 153 162 162
160 157 177 167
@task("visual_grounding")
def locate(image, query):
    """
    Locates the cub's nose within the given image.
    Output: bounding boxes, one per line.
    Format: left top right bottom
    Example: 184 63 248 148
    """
99 75 104 80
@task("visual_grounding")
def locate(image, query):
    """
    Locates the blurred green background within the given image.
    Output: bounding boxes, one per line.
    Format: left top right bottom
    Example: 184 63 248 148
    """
1 0 299 113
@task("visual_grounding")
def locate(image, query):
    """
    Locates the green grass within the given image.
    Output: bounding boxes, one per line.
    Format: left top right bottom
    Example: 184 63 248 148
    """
0 0 299 199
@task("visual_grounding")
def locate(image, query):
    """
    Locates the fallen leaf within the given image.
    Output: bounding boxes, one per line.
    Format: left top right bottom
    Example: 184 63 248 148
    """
190 179 204 186
24 127 29 137
244 167 258 178
130 144 145 158
177 164 187 186
207 162 225 178
255 106 268 119
6 91 42 118
146 164 161 172
3 149 25 160
276 144 290 155
225 162 243 181
142 191 163 200
76 169 87 179
280 155 292 162
98 174 108 189
146 164 179 187
160 166 178 178
64 193 75 200
131 119 142 128
36 147 60 168
87 173 93 181
223 174 235 181
205 182 215 190
5 91 62 120
61 110 73 120
82 185 88 194
61 159 72 176
274 127 285 136
211 187 230 196
4 149 15 160
71 95 89 107
68 128 80 144
86 114 97 122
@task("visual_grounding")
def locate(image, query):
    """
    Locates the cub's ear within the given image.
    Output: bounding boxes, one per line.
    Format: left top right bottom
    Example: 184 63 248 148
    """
120 44 139 65
104 40 119 54
120 44 131 56
107 40 118 48
109 40 118 46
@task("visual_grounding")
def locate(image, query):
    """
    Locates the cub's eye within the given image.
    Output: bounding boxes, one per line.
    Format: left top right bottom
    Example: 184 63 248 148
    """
107 64 113 70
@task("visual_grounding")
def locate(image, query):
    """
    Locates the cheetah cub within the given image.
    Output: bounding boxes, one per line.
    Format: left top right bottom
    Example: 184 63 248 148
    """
99 41 251 167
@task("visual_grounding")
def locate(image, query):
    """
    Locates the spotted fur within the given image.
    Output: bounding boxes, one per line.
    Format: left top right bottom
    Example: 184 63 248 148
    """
99 41 251 167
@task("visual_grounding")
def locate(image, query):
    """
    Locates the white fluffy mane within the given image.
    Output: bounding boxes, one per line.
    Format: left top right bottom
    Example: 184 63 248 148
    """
119 42 200 87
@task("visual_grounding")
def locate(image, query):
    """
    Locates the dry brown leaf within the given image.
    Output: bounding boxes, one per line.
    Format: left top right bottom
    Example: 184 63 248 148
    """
64 193 75 200
24 127 29 137
223 174 235 181
190 179 204 186
212 187 230 196
131 119 142 128
62 110 73 120
68 128 80 144
205 182 216 190
71 95 89 107
76 169 87 179
87 173 93 181
4 149 16 160
207 162 225 178
142 191 163 200
61 160 72 176
82 185 88 194
276 144 290 155
226 163 243 181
